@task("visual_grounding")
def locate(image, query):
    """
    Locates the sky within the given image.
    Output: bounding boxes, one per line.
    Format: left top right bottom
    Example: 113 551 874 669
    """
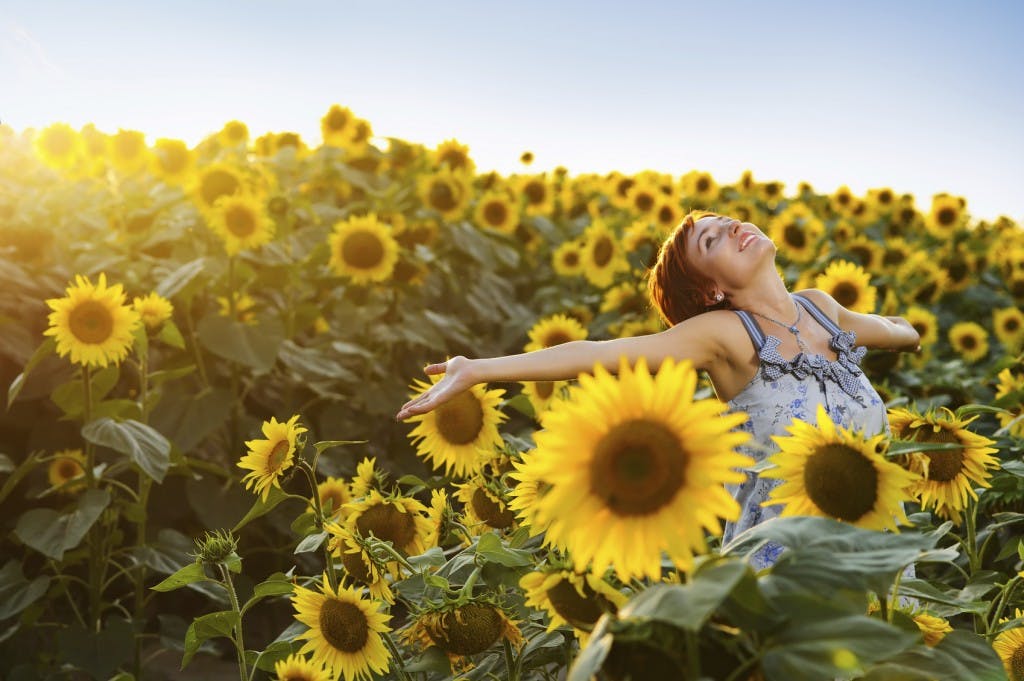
1 0 1022 222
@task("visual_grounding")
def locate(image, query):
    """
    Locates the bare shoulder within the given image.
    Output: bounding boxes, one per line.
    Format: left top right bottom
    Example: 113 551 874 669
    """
794 288 840 322
670 309 753 363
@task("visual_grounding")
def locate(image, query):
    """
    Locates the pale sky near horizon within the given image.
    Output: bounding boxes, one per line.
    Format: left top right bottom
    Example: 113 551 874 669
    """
2 1 1022 222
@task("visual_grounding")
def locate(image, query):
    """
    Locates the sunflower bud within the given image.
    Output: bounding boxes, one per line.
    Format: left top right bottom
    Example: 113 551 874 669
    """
193 529 239 565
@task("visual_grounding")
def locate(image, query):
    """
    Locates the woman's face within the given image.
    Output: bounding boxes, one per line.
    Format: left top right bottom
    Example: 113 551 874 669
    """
685 215 775 294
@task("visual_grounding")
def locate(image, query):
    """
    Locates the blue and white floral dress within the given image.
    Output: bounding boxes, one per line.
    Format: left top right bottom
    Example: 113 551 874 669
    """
720 293 890 569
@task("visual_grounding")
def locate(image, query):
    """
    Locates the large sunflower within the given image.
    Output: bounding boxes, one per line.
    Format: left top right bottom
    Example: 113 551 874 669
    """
814 260 877 314
519 568 627 645
237 415 307 501
291 575 392 681
581 219 629 288
525 355 752 581
403 369 507 478
273 653 332 681
33 123 83 170
345 490 433 557
760 404 920 530
947 321 989 364
524 313 588 353
994 307 1024 352
888 407 999 523
45 273 141 368
328 213 400 285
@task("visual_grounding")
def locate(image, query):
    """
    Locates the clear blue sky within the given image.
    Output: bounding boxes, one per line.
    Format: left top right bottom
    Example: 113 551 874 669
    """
2 1 1022 221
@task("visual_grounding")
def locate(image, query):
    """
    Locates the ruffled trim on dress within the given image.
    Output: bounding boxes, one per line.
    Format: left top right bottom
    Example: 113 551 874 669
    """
757 329 868 403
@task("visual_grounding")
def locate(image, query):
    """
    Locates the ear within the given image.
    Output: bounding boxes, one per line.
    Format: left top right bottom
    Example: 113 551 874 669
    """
705 290 725 305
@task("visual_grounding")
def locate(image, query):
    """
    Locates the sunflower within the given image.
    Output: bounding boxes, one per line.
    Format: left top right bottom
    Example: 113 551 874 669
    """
327 523 395 604
681 170 720 206
216 120 249 147
349 457 388 499
328 214 400 285
192 162 248 214
402 600 523 672
767 206 824 264
519 568 627 645
924 193 965 239
865 187 897 215
880 237 915 272
473 190 518 234
600 281 649 317
830 185 856 216
814 260 877 314
903 306 939 349
526 355 752 581
316 476 352 521
995 369 1024 438
938 246 975 293
947 321 989 364
48 449 87 491
653 199 682 235
217 292 257 325
524 313 588 353
911 612 953 647
621 219 661 267
321 105 358 148
45 273 141 368
520 150 534 165
994 308 1024 353
888 407 999 523
292 575 392 681
1007 273 1024 305
425 488 453 548
345 490 433 557
517 174 555 217
431 139 476 176
900 256 950 306
761 404 919 530
207 192 275 255
237 415 307 502
844 235 884 273
626 179 661 217
519 378 570 422
273 653 332 681
507 452 550 534
33 123 83 170
993 608 1024 681
108 129 150 175
151 138 194 185
403 370 507 478
552 239 586 277
417 167 471 221
453 476 517 534
132 292 173 331
614 315 665 338
581 219 629 288
757 179 785 206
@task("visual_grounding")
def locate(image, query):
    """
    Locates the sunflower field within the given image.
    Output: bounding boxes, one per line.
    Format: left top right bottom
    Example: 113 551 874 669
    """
2 106 1024 681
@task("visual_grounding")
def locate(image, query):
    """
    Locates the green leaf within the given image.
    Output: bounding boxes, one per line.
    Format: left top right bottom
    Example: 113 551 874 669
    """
253 573 295 600
82 417 171 483
0 560 51 620
150 562 209 592
313 439 367 455
859 630 1006 681
502 393 536 420
7 336 56 409
619 560 751 632
14 488 111 560
233 484 290 532
56 617 135 680
197 314 284 373
50 364 120 418
253 639 298 673
295 531 328 554
182 610 239 669
475 532 533 567
158 320 186 349
886 439 966 456
147 365 196 387
156 257 208 299
894 579 990 615
1002 459 1024 478
423 573 451 590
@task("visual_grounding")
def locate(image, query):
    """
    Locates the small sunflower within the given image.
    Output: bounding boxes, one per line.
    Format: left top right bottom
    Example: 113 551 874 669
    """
581 219 629 288
327 522 395 604
600 281 650 317
889 407 999 523
431 138 476 176
551 239 586 277
681 170 720 205
417 167 471 221
900 256 950 306
516 174 555 217
403 369 507 478
865 187 897 215
45 273 141 368
316 476 352 521
328 214 400 285
880 237 915 272
345 490 433 557
993 608 1024 681
912 612 953 647
526 355 753 581
814 260 877 314
425 488 453 548
150 138 194 185
291 575 392 681
947 321 989 364
767 206 824 264
349 457 387 499
33 123 83 170
995 369 1024 438
192 162 248 214
107 129 150 175
453 476 517 534
625 179 661 217
472 190 518 234
207 192 274 255
519 568 627 644
321 105 357 148
903 306 939 349
524 313 588 353
237 415 307 501
830 185 856 215
844 235 885 273
507 452 550 535
652 200 682 235
924 193 966 239
132 292 173 331
47 449 87 492
273 652 332 681
217 120 250 147
994 307 1024 352
402 600 523 672
519 379 571 423
761 404 920 531
938 246 975 293
217 292 257 325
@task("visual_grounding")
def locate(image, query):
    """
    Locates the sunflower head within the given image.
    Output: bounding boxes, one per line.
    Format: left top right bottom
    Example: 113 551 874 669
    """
273 652 332 681
993 608 1024 681
328 213 400 285
346 490 432 556
520 568 626 643
208 192 275 255
132 292 173 331
47 449 87 492
524 313 588 353
192 528 239 565
948 321 989 364
45 273 141 368
405 600 523 665
814 260 877 314
237 415 308 501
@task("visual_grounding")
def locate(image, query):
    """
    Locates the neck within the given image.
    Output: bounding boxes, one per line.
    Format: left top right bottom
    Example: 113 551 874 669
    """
729 271 798 321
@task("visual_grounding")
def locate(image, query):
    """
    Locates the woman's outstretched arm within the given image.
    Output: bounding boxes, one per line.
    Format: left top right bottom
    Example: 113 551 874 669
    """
394 310 728 421
799 288 921 352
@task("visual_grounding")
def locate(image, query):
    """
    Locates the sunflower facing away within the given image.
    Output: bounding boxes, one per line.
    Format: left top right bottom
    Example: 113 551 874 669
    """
328 213 400 285
207 192 275 255
402 600 523 672
273 652 332 681
525 354 753 581
888 406 999 523
237 415 307 501
761 404 920 531
814 260 877 314
291 575 392 681
45 273 141 368
403 368 507 478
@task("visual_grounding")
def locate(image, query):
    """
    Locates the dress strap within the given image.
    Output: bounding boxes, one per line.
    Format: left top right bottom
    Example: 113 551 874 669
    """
792 293 843 336
732 310 767 352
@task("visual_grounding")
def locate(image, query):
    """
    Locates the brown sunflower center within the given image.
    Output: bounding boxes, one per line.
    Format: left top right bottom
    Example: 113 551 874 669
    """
849 245 871 266
342 231 385 269
912 322 930 338
634 193 655 212
917 429 965 482
59 461 81 479
321 488 347 515
543 330 573 347
546 578 614 629
1006 318 1022 333
657 206 674 225
340 547 372 584
318 598 369 653
883 249 907 267
784 224 806 249
439 150 467 171
524 181 546 205
802 443 878 522
68 300 115 344
959 334 977 350
201 169 240 207
616 179 635 199
695 177 711 193
267 440 291 472
936 207 957 226
589 419 687 516
434 390 484 446
878 190 893 204
535 381 555 399
224 205 257 238
483 200 508 226
470 487 515 529
1011 644 1024 681
832 282 860 308
427 604 504 656
593 236 614 267
764 182 781 197
355 502 418 551
563 251 580 267
327 108 351 131
429 181 457 212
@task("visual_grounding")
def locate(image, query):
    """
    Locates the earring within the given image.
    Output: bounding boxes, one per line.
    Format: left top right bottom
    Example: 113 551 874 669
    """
714 292 724 302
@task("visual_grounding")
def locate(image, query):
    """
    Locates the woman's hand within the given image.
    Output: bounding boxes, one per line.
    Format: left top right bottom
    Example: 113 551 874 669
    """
394 355 478 421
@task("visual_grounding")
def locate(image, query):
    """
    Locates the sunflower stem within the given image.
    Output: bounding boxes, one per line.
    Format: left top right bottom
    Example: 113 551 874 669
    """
683 629 701 679
297 461 340 591
184 299 211 389
987 575 1021 637
723 652 763 681
382 632 412 681
82 364 103 630
218 563 248 681
133 350 151 680
888 566 908 623
460 566 483 600
503 637 520 681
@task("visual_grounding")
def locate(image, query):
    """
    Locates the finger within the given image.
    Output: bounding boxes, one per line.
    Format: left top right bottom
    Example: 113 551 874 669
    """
424 361 447 374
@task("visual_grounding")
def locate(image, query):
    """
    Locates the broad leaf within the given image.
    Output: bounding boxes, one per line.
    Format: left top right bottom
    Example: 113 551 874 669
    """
14 488 111 560
82 417 171 483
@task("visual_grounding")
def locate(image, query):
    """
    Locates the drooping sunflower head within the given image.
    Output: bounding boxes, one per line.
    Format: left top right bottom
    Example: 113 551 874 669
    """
526 355 753 581
45 273 141 368
132 292 173 331
327 213 400 285
888 406 999 523
237 415 307 502
291 575 392 681
814 260 877 314
403 600 523 670
524 313 588 353
993 608 1024 681
911 611 953 647
519 568 626 644
345 490 432 557
47 449 87 492
948 321 989 364
761 404 920 531
273 652 332 681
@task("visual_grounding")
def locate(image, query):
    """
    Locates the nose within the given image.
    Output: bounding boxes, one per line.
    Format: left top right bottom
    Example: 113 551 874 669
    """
729 220 742 237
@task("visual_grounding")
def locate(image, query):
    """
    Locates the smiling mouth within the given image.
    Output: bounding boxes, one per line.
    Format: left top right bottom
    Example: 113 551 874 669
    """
739 232 759 251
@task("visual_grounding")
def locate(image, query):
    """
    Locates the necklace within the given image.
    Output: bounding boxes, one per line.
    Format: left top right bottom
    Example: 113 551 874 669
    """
749 297 809 354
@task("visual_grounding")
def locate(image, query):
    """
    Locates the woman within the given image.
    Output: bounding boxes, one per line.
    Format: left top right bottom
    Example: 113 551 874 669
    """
394 210 921 568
